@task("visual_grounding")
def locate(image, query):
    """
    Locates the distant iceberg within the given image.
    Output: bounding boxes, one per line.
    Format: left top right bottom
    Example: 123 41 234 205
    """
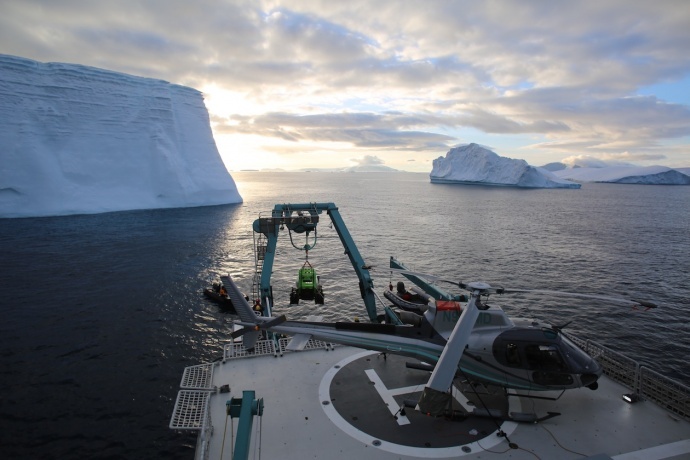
430 143 580 189
0 54 242 218
553 165 690 185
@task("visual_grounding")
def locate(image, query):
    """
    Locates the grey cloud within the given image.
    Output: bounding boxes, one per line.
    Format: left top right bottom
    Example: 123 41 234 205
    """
450 108 571 134
500 89 690 144
264 8 374 62
6 1 690 91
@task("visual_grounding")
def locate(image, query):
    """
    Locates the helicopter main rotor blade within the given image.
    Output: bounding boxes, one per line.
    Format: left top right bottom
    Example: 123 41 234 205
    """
499 289 657 308
382 267 657 308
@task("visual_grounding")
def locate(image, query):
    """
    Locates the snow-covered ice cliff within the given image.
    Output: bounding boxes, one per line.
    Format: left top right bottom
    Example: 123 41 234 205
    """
0 54 242 218
430 143 580 189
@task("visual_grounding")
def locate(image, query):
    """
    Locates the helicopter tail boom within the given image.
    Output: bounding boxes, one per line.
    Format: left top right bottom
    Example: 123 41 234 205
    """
224 276 265 349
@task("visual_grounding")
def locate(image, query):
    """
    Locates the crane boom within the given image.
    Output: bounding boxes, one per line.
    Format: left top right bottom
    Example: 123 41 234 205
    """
252 203 378 322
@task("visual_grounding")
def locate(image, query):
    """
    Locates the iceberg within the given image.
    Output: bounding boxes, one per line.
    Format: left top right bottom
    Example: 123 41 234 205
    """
0 54 242 218
553 165 690 185
430 143 580 189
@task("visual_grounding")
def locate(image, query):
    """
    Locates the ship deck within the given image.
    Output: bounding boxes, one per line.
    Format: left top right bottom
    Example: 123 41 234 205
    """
171 339 690 460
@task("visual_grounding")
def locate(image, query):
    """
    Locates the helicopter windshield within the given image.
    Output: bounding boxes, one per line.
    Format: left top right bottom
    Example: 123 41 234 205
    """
493 336 575 386
559 335 598 372
493 329 591 372
492 329 601 388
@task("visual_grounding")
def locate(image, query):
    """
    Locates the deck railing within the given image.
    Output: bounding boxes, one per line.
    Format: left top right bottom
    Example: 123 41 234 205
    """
566 334 690 422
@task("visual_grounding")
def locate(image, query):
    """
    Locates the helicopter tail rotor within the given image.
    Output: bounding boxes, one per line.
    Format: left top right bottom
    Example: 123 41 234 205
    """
231 315 288 339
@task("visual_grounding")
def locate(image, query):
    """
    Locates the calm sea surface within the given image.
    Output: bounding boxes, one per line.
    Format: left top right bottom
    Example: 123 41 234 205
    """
1 172 688 459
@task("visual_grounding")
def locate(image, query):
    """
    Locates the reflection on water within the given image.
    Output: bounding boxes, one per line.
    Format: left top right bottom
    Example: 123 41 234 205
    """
0 172 688 459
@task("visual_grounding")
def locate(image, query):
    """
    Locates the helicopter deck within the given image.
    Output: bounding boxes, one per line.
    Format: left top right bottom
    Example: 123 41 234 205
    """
171 339 690 460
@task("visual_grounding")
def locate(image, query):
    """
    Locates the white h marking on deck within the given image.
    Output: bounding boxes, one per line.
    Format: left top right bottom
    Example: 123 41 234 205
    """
365 369 411 425
365 369 475 426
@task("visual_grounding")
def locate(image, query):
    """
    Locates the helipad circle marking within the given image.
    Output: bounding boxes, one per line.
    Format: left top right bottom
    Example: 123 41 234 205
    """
318 350 520 457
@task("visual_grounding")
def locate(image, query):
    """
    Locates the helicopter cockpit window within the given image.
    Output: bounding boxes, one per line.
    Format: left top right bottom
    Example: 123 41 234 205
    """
525 344 566 371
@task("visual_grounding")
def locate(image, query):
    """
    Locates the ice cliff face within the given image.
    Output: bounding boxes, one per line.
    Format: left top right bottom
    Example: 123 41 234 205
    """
430 143 580 189
0 54 242 218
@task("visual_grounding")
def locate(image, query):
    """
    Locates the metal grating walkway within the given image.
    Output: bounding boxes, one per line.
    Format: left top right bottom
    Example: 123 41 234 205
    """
169 390 211 430
223 339 276 360
180 363 215 389
278 337 334 353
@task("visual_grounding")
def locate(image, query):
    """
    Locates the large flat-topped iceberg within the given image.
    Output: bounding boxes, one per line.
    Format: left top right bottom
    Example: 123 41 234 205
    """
553 165 690 185
430 143 580 189
0 54 242 218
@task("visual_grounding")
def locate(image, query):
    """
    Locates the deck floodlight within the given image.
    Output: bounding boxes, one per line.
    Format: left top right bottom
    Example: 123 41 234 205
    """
622 393 640 403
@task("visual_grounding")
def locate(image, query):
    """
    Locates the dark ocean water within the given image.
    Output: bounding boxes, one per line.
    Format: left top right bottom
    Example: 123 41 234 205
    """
1 172 688 459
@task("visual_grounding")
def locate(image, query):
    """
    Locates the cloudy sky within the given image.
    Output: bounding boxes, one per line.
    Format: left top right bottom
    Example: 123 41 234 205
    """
2 0 690 171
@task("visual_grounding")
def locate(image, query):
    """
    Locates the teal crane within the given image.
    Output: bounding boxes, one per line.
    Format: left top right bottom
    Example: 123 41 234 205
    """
252 202 378 322
226 391 263 460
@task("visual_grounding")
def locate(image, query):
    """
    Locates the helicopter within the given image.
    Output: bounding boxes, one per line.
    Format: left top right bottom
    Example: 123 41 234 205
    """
224 269 656 417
